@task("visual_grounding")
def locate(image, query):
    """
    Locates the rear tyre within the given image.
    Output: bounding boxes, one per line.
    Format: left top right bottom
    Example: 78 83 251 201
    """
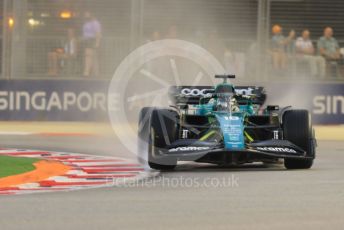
283 110 315 169
138 108 178 170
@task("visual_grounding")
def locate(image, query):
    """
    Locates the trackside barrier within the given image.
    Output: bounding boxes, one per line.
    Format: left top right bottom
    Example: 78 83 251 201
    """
0 80 343 124
0 79 114 121
265 82 344 124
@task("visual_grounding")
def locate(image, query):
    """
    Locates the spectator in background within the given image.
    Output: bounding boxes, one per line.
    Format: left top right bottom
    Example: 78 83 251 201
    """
82 11 102 77
296 29 326 77
145 30 161 44
47 28 78 76
63 28 78 75
317 27 341 61
47 47 64 76
165 25 178 39
270 25 295 70
150 30 161 41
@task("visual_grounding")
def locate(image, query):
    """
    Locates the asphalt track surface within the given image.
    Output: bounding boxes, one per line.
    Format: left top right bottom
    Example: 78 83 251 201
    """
0 135 343 230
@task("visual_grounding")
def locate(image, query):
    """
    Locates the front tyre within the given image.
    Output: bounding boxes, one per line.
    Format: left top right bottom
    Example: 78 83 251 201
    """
138 108 178 170
283 110 315 169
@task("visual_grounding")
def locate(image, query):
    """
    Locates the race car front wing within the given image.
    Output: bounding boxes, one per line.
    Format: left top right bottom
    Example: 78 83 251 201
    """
154 139 314 165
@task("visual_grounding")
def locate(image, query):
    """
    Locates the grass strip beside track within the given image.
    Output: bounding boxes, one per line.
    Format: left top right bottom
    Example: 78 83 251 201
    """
0 155 39 179
0 158 72 188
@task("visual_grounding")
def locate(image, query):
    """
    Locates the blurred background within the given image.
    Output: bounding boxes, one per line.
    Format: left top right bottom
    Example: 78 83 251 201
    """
0 0 343 124
1 0 344 80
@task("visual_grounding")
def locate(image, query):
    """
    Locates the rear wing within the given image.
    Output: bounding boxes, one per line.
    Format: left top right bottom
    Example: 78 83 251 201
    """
169 86 266 106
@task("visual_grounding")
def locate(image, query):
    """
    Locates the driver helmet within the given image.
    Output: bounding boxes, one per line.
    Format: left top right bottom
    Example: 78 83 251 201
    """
215 83 235 97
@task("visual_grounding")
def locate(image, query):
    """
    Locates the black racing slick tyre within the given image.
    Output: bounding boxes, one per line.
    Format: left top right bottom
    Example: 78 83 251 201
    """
138 107 178 170
283 110 315 169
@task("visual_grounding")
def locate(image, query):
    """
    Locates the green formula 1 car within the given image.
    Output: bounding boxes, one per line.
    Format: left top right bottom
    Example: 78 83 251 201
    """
138 75 316 170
